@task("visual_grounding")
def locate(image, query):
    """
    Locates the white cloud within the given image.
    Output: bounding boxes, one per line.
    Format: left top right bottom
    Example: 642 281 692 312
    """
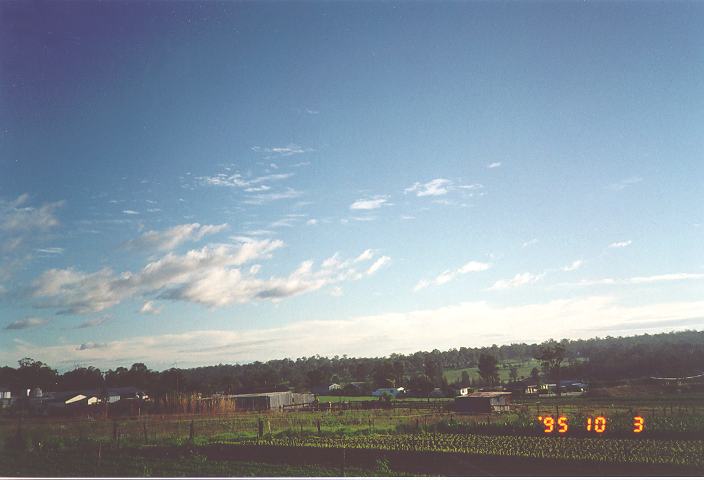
306 219 318 226
31 240 385 314
122 210 140 215
558 272 704 288
0 194 64 233
5 317 47 330
367 256 391 275
609 240 632 248
404 178 452 197
125 223 228 252
139 300 162 315
562 260 584 272
489 272 544 290
415 260 491 291
330 286 343 297
244 188 303 205
355 249 374 262
251 144 313 158
522 238 538 248
608 176 643 191
487 162 502 169
458 261 492 274
350 195 389 210
35 247 64 255
8 296 704 368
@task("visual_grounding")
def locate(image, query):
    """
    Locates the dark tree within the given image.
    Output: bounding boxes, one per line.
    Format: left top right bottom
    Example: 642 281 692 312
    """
534 340 566 396
478 354 499 386
408 374 434 398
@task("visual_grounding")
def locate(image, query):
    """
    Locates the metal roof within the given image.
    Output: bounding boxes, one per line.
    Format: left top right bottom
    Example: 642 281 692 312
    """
462 392 512 398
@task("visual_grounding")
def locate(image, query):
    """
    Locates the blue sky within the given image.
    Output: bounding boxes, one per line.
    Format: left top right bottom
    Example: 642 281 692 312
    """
1 1 703 370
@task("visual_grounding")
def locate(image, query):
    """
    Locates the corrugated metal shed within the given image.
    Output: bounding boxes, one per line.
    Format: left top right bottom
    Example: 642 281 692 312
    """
454 392 512 413
230 391 315 411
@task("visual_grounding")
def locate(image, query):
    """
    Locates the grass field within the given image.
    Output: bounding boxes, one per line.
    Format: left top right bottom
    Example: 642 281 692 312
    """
443 359 542 384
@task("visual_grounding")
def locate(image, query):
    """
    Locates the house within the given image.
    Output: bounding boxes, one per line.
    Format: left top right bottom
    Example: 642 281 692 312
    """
455 386 471 396
0 387 11 409
454 392 512 413
538 380 587 397
371 387 405 398
506 380 539 396
311 383 343 395
104 386 148 403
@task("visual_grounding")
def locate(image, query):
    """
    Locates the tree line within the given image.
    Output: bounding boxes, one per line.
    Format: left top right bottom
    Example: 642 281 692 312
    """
0 330 702 395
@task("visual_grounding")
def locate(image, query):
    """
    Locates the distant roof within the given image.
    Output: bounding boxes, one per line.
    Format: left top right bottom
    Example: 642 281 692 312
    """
105 386 144 395
230 391 292 398
464 392 512 398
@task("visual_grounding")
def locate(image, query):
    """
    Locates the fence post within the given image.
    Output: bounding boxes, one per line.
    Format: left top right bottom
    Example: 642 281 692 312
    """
143 421 148 443
189 419 195 443
112 420 118 442
341 446 346 477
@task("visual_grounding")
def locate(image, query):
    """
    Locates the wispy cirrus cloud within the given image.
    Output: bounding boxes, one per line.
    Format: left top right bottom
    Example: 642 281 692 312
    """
609 240 632 249
367 256 391 275
608 176 643 191
76 316 111 329
404 179 484 202
251 144 314 159
5 317 48 330
35 247 64 256
243 188 303 205
562 260 584 272
124 223 228 252
487 162 502 169
414 260 491 291
350 195 389 210
489 272 544 290
556 272 704 288
198 172 294 189
404 178 452 197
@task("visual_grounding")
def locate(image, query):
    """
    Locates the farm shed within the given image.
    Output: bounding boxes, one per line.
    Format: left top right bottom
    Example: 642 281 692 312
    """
0 387 11 409
232 391 315 411
454 392 512 413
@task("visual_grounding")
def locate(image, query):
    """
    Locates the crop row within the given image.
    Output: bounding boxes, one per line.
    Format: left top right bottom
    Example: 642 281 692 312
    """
231 433 704 467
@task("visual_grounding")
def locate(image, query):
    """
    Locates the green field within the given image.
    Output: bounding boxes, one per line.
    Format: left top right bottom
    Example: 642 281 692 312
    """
443 359 542 384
